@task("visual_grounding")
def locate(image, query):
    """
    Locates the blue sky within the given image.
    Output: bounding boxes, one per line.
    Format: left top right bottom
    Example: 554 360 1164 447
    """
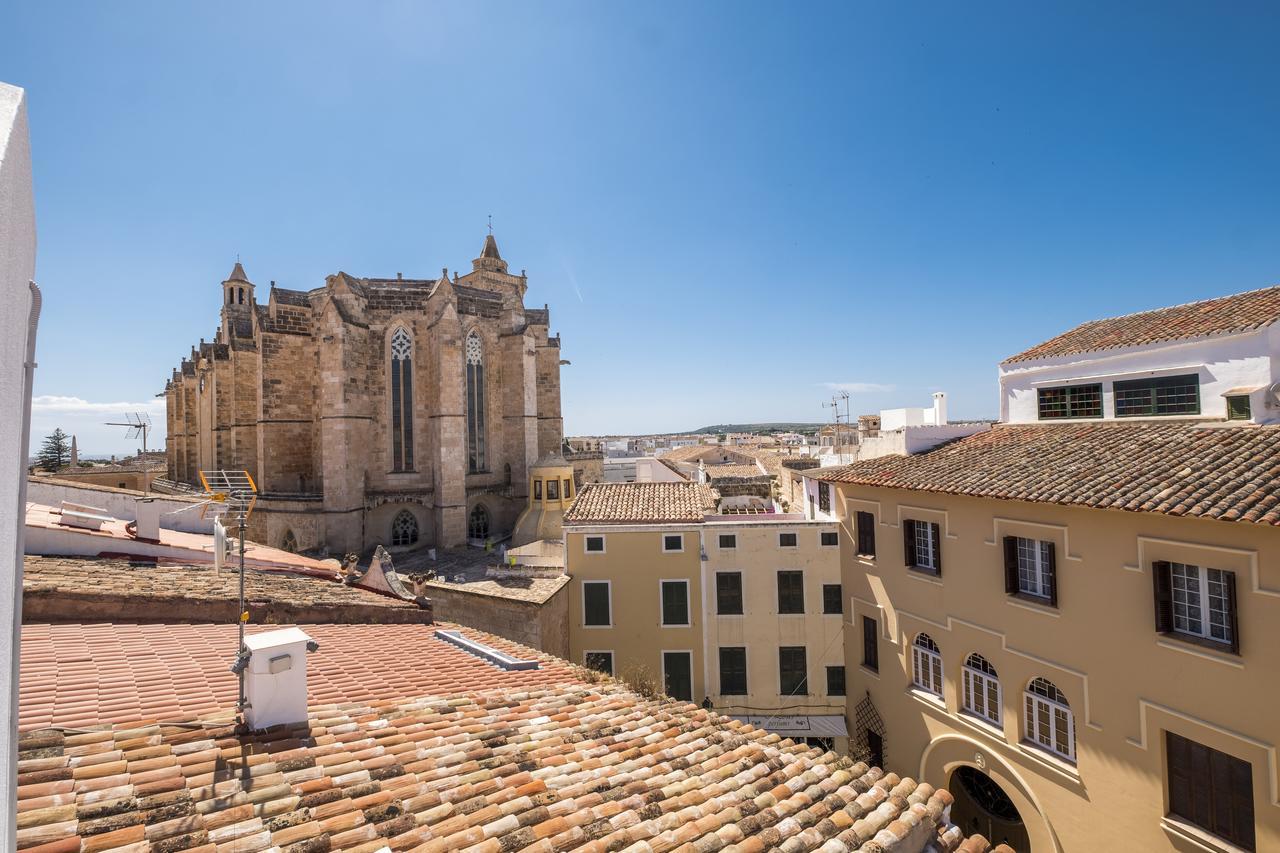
6 2 1279 455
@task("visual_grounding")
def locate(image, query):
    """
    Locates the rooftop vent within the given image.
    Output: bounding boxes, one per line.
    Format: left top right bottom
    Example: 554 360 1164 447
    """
435 629 538 671
241 627 318 729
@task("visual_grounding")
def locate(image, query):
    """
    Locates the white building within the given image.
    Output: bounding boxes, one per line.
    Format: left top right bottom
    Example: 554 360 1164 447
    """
1000 286 1280 425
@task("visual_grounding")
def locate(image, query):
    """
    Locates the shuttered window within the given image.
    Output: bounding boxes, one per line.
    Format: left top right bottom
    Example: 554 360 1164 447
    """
1003 536 1057 605
826 665 846 696
779 646 808 695
777 571 804 614
904 519 942 574
855 511 876 557
716 572 743 615
861 615 878 672
583 582 611 627
818 481 831 513
660 580 690 626
719 647 747 695
822 584 842 615
1153 561 1239 654
1166 732 1255 851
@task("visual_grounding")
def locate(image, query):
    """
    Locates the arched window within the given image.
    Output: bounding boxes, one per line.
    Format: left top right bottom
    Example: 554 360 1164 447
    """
238 287 244 304
465 331 486 472
281 529 298 553
912 633 943 696
228 288 234 305
389 327 414 472
469 505 490 541
962 653 1001 726
1025 678 1075 762
391 509 418 547
504 463 512 487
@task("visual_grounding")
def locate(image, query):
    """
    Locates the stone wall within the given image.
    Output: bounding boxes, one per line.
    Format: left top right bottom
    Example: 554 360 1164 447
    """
423 581 569 658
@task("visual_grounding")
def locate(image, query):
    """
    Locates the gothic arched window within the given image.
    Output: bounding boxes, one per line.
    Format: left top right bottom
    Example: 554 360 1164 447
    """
390 327 414 472
391 509 418 547
469 504 490 541
465 331 486 472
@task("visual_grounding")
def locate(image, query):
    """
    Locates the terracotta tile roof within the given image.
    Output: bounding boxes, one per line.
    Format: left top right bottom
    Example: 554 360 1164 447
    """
22 556 429 625
14 676 1006 853
563 482 718 525
18 622 578 732
702 463 768 481
1004 284 1280 363
805 421 1280 525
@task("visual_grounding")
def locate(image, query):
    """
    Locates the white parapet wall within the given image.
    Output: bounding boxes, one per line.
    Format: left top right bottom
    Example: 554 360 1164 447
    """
0 80 37 853
26 478 214 533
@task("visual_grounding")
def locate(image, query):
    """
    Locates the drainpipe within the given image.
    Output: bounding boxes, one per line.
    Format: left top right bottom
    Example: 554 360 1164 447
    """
9 281 40 826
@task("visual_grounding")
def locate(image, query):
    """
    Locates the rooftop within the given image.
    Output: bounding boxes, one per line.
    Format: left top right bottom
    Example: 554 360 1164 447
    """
1004 283 1280 363
805 421 1280 525
564 481 718 525
16 655 999 852
22 555 430 625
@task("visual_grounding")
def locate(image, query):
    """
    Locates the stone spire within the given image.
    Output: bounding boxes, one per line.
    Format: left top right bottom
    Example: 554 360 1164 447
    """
226 261 250 283
472 233 509 274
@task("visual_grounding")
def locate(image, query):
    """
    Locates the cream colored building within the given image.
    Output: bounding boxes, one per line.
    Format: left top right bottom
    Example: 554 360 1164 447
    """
807 286 1280 852
563 481 849 751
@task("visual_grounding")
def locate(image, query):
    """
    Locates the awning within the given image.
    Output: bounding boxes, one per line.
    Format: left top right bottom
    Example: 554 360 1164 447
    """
731 714 849 738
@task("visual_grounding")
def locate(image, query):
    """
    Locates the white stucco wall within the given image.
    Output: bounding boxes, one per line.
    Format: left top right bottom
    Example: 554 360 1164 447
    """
26 480 214 533
999 325 1280 424
0 81 37 851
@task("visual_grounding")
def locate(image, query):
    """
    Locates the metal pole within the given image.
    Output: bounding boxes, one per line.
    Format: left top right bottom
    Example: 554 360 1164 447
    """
237 505 246 719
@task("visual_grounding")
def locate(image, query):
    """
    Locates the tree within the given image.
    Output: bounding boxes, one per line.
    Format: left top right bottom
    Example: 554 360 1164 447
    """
36 428 71 472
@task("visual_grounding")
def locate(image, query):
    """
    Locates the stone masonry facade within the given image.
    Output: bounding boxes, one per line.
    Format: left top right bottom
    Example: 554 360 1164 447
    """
163 235 565 554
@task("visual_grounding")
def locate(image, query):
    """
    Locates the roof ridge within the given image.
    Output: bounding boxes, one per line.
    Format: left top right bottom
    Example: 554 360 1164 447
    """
1073 282 1280 326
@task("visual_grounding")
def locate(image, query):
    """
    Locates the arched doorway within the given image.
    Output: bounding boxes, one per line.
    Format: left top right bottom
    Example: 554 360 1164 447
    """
949 766 1030 851
469 504 490 543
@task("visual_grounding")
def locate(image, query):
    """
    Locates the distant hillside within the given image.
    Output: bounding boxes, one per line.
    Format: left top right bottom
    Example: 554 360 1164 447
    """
691 422 826 436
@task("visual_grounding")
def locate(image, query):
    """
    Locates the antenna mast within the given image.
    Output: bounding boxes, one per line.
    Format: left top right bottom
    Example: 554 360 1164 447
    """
105 412 153 492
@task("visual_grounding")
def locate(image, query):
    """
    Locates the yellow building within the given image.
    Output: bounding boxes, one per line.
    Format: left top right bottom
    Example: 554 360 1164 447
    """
806 287 1280 852
563 481 849 751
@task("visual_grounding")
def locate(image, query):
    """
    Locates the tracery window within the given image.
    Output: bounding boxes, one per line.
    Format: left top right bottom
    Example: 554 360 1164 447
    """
466 331 486 472
391 509 418 547
390 328 414 471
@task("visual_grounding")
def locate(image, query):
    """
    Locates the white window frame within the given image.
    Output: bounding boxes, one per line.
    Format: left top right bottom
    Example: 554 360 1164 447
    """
581 580 612 628
661 649 695 701
583 535 606 554
661 533 685 553
1023 679 1076 763
1015 537 1053 599
911 635 943 697
1170 562 1233 644
583 650 615 676
961 655 1002 727
659 579 692 627
914 521 938 571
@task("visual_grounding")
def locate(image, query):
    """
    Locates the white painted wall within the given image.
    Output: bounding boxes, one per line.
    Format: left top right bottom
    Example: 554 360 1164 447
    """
999 325 1280 424
633 457 686 483
0 81 36 851
26 480 214 533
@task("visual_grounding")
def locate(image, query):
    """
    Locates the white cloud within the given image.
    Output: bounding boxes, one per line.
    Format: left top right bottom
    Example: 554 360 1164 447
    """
31 395 165 415
819 382 895 394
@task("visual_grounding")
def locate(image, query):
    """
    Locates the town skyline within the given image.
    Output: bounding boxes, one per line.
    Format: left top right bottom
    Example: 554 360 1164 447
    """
8 1 1280 453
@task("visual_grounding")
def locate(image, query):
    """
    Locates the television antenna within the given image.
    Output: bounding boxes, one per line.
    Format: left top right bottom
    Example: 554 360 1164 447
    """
198 469 259 726
822 391 852 451
105 411 152 454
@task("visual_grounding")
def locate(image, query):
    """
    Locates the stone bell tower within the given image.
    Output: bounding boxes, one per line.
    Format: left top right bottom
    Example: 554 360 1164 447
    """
221 262 255 313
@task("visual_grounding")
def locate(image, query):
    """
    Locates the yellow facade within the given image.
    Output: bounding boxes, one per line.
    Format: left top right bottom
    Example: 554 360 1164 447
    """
566 518 848 750
829 483 1280 852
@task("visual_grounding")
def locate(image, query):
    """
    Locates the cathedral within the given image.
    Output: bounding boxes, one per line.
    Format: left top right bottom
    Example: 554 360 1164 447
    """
163 234 565 554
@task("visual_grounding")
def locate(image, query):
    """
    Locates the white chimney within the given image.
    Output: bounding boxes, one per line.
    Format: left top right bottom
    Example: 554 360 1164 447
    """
133 498 161 542
932 392 948 426
243 627 316 729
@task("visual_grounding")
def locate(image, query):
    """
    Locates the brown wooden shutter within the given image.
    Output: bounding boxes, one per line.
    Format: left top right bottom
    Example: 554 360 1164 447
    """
1003 536 1019 595
903 520 916 568
1152 560 1173 633
1225 571 1240 655
931 523 942 575
1045 542 1058 607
